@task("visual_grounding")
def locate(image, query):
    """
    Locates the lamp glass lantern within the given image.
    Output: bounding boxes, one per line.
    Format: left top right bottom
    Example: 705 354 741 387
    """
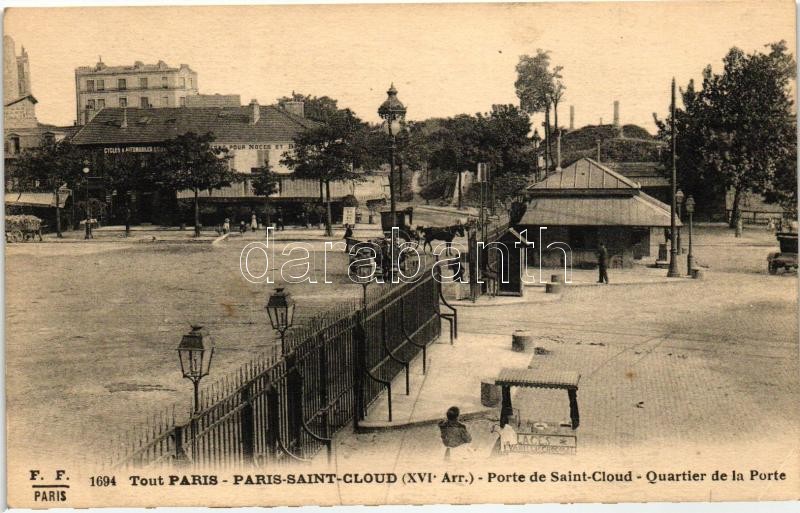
685 195 695 214
266 287 295 333
676 189 685 208
378 83 407 134
177 325 214 381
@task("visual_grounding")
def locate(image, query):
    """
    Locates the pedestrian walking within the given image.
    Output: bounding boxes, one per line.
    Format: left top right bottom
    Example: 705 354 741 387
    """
239 220 247 235
438 406 472 461
343 224 354 252
596 243 609 284
222 218 230 234
276 207 285 231
251 212 258 232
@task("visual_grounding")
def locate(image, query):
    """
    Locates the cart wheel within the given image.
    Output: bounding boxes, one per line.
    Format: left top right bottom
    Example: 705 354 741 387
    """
12 230 23 243
768 262 778 275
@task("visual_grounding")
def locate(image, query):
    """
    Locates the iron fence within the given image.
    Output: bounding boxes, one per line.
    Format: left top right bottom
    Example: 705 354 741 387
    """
111 267 446 469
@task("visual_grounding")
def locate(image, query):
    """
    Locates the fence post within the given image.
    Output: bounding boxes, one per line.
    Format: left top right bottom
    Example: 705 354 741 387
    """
173 425 188 466
285 353 303 456
266 385 280 461
352 313 366 431
240 386 255 465
318 335 330 442
189 416 198 468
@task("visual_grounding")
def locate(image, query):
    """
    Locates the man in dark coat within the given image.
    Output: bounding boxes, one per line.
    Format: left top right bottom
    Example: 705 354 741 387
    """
439 406 472 460
597 243 609 284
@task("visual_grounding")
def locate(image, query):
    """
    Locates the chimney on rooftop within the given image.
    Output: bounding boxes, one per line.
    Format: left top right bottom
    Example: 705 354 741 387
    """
569 105 575 130
613 101 620 128
282 100 305 118
249 99 260 125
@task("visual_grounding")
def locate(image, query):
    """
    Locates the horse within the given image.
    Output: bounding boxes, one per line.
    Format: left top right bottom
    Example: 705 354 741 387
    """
420 223 466 255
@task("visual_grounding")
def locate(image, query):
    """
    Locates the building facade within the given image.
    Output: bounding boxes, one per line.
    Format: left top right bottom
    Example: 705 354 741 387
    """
70 100 387 226
4 36 75 181
4 36 78 225
75 59 198 124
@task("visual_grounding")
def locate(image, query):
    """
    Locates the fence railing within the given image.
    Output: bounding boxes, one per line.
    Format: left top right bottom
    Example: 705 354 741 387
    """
111 268 446 469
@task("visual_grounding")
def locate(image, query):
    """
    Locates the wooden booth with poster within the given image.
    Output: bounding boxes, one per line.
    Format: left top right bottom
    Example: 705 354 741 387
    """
484 227 529 297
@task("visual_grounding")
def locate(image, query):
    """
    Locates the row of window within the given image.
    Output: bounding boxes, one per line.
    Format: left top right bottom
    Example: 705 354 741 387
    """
5 133 57 155
85 76 193 92
87 96 187 110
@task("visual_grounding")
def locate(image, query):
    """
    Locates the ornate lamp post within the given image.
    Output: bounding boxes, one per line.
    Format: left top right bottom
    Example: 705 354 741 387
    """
378 83 407 225
676 188 684 253
177 325 214 413
82 162 93 240
686 195 695 274
266 287 296 354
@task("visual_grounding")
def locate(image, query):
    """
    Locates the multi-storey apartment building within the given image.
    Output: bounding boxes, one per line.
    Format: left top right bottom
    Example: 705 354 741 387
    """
75 59 198 124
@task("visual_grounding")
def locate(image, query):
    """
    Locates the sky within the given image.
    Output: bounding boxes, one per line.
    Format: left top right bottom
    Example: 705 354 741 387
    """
4 1 796 132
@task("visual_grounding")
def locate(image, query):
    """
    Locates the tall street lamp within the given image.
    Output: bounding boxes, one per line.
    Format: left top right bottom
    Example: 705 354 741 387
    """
266 287 296 354
82 162 93 240
667 78 680 278
378 83 407 226
177 325 214 413
676 188 684 253
686 195 695 275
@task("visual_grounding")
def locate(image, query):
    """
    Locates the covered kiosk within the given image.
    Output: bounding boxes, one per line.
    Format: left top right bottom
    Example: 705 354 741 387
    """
485 228 529 297
520 158 680 268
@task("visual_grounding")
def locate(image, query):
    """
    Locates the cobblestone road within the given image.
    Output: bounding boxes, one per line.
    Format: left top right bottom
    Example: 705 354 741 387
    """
333 226 799 494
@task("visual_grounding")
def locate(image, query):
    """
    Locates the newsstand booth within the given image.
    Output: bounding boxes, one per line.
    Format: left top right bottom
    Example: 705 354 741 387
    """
491 367 581 456
494 228 529 296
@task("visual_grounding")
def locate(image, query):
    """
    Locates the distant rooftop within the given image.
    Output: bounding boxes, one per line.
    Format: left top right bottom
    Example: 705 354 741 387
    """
71 104 319 146
76 60 193 75
529 158 641 191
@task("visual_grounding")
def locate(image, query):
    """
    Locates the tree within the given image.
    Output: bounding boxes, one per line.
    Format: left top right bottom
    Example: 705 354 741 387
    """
550 71 566 167
493 173 531 211
655 42 796 226
155 132 236 236
276 92 339 123
251 159 280 234
281 108 372 236
13 139 84 237
516 50 556 169
425 107 535 211
428 115 483 209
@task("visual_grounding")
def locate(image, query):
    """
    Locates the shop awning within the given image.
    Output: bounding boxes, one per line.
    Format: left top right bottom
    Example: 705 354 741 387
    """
5 190 70 208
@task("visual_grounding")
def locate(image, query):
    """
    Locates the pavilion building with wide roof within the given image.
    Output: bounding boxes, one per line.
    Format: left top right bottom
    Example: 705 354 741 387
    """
519 158 680 268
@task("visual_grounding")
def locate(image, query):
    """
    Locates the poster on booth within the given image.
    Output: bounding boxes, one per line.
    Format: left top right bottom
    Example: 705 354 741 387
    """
342 207 357 226
3 1 799 510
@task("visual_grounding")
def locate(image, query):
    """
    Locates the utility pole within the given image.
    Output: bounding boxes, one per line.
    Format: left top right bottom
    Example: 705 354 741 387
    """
667 77 681 278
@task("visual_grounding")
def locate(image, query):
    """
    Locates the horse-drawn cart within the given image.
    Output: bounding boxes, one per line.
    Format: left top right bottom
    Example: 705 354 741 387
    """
768 231 798 275
380 207 416 241
5 215 43 243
